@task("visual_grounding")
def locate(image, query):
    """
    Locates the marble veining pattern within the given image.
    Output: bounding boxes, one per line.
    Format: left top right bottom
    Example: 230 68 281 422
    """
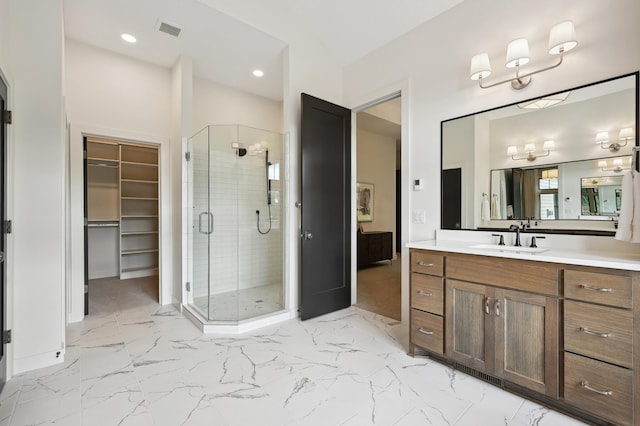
0 277 587 425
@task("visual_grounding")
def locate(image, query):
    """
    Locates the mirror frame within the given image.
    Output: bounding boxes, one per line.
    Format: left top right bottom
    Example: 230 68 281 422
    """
440 71 639 236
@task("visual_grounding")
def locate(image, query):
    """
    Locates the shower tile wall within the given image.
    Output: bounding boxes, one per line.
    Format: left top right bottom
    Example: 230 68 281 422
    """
190 132 284 311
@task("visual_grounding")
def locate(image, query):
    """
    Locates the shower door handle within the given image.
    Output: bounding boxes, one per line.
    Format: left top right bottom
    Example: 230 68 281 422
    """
199 212 214 235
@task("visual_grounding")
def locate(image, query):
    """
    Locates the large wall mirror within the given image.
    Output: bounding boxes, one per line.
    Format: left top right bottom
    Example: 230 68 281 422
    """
441 72 638 234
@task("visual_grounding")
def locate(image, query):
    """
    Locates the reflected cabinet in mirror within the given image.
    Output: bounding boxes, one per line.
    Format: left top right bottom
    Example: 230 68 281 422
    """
441 72 638 234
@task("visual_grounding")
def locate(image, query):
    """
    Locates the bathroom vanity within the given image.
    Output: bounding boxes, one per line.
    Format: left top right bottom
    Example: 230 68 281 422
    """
407 237 640 426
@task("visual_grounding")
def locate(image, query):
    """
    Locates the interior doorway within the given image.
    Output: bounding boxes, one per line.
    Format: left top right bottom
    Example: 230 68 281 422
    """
355 95 401 320
83 136 160 314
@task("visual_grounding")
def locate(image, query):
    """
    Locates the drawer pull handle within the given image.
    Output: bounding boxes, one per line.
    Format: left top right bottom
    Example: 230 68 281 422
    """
417 290 433 297
418 328 434 336
418 262 435 267
495 299 501 317
580 381 613 396
579 327 612 338
579 284 613 293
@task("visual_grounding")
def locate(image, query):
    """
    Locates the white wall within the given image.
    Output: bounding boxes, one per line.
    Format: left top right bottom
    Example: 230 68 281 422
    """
65 39 173 321
344 0 640 240
193 77 283 133
343 0 640 335
9 0 66 374
357 128 397 249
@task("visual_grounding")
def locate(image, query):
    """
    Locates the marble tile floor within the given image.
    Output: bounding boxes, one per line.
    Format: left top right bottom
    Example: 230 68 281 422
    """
192 283 283 321
0 277 587 426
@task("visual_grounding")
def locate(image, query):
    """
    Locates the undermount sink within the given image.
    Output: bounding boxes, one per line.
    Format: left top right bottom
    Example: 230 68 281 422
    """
469 244 549 254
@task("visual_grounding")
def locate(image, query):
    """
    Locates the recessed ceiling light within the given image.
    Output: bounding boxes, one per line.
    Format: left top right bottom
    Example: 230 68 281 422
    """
253 69 264 77
121 33 137 43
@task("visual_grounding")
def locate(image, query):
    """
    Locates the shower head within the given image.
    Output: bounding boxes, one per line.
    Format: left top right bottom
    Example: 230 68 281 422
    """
231 142 247 157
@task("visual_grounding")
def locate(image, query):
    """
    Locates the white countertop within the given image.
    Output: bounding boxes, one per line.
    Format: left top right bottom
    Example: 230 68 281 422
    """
407 238 640 272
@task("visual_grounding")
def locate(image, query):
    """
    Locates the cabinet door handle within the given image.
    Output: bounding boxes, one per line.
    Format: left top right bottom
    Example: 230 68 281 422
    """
485 297 492 315
417 290 433 297
580 381 613 396
418 328 434 336
579 284 613 293
495 299 501 317
418 261 434 267
579 327 612 338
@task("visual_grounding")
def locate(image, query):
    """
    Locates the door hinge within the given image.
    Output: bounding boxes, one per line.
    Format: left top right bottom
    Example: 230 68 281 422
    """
2 110 11 125
186 282 191 291
185 152 191 162
3 220 11 234
3 330 11 344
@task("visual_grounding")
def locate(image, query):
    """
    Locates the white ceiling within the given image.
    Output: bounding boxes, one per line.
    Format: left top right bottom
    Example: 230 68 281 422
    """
63 0 463 101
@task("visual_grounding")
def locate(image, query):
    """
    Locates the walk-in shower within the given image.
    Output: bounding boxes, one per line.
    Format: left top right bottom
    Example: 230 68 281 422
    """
185 125 287 331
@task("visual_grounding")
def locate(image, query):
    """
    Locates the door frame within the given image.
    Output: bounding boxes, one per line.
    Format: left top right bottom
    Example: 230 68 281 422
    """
348 79 411 325
0 68 13 381
68 124 170 323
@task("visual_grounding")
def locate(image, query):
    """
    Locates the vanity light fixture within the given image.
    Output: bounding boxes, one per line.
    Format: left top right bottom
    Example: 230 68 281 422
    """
598 127 634 151
470 20 577 90
507 140 554 161
599 157 631 172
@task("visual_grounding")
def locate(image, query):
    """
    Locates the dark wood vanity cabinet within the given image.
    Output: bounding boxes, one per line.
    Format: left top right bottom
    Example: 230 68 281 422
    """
357 231 393 267
444 255 559 398
410 248 640 425
562 267 637 426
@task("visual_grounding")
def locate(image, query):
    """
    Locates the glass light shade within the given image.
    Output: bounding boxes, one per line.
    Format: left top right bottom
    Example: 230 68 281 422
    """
507 146 518 156
506 38 530 68
543 140 555 150
470 53 492 80
595 131 609 143
548 21 577 54
598 160 607 168
524 143 536 153
619 127 634 140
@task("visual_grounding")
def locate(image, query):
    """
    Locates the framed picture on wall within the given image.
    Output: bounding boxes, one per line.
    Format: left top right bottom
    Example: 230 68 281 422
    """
357 182 374 222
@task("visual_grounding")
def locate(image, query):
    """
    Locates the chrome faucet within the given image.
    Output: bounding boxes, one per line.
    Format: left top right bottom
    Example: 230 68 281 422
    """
509 224 522 247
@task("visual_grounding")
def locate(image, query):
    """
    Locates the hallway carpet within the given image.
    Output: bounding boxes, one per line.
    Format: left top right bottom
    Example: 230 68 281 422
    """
356 254 401 320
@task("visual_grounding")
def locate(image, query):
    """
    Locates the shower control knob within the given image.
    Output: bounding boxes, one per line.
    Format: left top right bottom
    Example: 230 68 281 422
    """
303 231 313 240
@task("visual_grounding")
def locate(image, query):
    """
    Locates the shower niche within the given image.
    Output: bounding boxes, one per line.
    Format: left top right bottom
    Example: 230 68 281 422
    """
185 125 288 332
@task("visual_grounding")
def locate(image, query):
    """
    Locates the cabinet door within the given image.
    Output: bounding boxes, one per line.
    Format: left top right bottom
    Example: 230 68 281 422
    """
494 289 559 398
445 280 493 373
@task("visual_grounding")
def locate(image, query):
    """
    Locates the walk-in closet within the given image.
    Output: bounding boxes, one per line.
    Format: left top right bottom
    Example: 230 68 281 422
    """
85 137 159 310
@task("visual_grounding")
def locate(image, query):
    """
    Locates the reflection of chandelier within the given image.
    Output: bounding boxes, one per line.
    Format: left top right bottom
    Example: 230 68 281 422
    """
518 92 570 110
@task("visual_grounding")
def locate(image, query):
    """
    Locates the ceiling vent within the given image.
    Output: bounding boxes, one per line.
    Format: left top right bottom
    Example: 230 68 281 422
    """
156 19 182 38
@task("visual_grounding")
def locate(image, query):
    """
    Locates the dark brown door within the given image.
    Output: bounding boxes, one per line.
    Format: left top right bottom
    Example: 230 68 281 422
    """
0 74 8 388
300 93 351 320
442 168 462 229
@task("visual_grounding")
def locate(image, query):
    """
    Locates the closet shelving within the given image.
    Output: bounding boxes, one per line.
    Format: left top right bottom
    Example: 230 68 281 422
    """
120 144 159 279
86 139 121 279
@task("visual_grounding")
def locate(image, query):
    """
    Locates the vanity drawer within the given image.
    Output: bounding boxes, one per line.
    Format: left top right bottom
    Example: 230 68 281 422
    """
446 254 559 296
564 269 632 308
411 309 443 354
564 352 632 426
564 300 632 368
411 251 444 276
411 273 443 315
